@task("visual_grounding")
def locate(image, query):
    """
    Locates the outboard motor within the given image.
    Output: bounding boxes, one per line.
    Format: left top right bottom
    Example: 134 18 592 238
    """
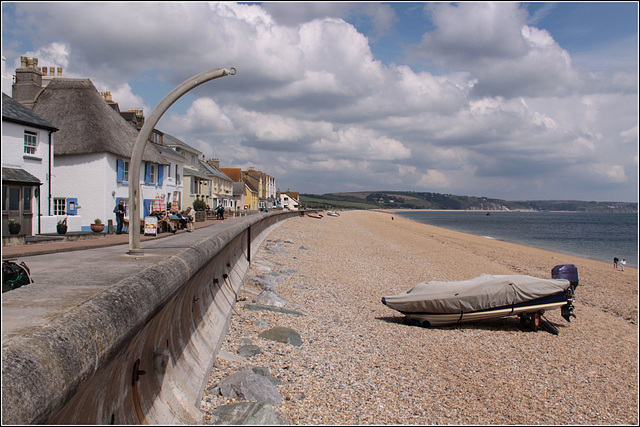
552 264 578 322
552 264 579 290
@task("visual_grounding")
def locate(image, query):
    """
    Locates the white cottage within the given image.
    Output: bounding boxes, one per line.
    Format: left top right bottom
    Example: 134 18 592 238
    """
27 78 168 232
2 93 58 235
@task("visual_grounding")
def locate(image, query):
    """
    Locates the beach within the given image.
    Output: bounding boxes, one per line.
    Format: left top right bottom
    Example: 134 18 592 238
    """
201 210 638 424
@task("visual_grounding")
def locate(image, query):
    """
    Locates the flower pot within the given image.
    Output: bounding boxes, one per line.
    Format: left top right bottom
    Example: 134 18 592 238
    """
90 223 105 233
57 224 67 235
8 223 21 235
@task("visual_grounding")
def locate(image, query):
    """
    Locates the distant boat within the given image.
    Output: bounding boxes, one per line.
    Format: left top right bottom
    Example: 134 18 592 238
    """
486 212 491 216
307 213 323 219
327 211 340 217
382 264 578 335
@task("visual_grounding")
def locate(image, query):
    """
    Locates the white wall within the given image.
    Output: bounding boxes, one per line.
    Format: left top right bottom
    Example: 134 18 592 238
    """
55 153 107 231
280 194 299 211
2 120 55 233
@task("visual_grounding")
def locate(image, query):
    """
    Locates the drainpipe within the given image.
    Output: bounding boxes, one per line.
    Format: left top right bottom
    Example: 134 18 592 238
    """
37 183 42 235
127 67 235 255
48 130 53 216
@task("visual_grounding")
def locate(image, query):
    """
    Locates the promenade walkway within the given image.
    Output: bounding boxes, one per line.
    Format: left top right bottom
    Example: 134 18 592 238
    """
1 215 248 339
2 216 242 259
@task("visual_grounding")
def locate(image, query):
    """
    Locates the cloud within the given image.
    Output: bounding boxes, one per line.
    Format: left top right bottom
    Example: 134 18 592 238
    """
410 3 580 98
4 2 637 202
263 2 398 37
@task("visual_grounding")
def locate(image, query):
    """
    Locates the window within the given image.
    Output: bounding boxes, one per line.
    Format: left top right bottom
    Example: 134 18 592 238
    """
8 188 20 210
23 187 32 211
148 131 163 145
149 164 156 184
123 161 129 182
54 198 66 215
24 131 37 155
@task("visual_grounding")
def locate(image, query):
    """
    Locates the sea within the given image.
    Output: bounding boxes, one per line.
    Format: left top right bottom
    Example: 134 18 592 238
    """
394 210 638 268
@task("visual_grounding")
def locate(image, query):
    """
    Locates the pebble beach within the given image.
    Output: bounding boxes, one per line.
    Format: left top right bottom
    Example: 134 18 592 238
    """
201 210 638 425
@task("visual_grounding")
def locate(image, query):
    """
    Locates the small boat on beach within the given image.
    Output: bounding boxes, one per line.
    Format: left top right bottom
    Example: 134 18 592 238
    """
382 264 578 334
307 213 323 219
327 211 340 217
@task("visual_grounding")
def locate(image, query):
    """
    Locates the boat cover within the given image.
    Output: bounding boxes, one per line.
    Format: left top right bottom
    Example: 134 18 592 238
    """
383 275 570 314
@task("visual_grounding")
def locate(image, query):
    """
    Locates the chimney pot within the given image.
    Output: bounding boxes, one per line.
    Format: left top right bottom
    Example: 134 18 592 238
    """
42 67 48 76
57 67 63 76
33 58 38 69
21 56 27 68
50 67 55 76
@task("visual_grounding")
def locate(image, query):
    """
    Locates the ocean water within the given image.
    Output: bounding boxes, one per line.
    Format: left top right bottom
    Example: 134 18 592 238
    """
395 211 638 268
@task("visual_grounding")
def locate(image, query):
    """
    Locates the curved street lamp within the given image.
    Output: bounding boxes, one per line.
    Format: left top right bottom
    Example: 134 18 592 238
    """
128 67 236 255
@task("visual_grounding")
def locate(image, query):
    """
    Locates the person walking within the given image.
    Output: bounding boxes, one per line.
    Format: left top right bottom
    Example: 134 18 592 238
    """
620 259 626 272
113 199 125 234
614 257 619 269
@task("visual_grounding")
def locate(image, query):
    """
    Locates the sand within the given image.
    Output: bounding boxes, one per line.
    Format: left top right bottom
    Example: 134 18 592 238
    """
201 210 638 425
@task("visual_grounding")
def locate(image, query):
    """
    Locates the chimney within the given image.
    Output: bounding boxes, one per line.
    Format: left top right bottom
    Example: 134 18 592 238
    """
57 66 63 77
207 158 220 168
202 154 206 162
12 55 43 106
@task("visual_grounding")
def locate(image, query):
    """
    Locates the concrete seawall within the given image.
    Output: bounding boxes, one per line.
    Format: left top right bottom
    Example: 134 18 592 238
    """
2 211 301 424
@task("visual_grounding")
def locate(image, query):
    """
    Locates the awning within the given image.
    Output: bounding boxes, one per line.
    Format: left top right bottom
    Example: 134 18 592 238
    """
2 167 42 185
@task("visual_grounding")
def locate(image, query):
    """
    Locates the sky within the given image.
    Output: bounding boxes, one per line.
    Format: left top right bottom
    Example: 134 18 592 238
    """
2 1 638 202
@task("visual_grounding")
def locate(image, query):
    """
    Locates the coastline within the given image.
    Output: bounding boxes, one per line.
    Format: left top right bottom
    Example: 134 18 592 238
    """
386 208 638 268
202 210 638 424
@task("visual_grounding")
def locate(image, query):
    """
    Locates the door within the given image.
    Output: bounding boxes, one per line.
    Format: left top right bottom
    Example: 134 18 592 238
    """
2 185 33 235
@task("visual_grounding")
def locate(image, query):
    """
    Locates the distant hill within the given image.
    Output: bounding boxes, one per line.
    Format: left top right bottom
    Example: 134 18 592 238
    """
300 191 638 213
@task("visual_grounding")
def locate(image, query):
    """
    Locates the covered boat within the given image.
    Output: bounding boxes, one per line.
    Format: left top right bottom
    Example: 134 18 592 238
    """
382 264 578 334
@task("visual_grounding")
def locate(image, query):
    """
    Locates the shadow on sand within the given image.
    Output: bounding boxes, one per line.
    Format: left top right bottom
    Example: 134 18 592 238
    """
376 315 568 333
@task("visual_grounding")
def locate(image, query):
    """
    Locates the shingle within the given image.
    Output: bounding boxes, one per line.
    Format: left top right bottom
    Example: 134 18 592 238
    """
2 167 41 184
2 93 57 131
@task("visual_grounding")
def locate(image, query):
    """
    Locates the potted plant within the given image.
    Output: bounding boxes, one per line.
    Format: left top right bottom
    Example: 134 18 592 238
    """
56 218 68 235
7 220 21 235
90 218 105 233
193 199 207 222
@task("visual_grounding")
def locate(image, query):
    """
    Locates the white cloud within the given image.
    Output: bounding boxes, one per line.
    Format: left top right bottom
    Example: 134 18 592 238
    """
588 163 628 184
411 3 580 98
4 2 637 201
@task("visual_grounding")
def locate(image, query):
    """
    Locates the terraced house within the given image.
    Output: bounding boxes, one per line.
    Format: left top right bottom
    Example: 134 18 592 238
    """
199 157 234 210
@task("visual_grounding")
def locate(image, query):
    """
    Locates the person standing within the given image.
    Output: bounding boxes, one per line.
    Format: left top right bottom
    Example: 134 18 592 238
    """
620 259 626 272
185 207 195 232
614 257 619 269
113 199 125 234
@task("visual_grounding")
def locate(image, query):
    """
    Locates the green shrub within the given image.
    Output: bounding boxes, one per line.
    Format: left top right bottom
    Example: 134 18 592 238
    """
193 199 207 211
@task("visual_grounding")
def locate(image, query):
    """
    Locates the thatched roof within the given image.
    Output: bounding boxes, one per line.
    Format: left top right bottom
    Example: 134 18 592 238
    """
31 78 164 163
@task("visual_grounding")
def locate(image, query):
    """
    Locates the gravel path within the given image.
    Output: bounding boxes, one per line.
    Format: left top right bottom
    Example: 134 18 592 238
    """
201 210 638 425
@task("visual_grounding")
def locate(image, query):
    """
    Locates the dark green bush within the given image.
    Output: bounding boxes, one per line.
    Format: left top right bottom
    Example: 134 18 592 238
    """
193 199 207 211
